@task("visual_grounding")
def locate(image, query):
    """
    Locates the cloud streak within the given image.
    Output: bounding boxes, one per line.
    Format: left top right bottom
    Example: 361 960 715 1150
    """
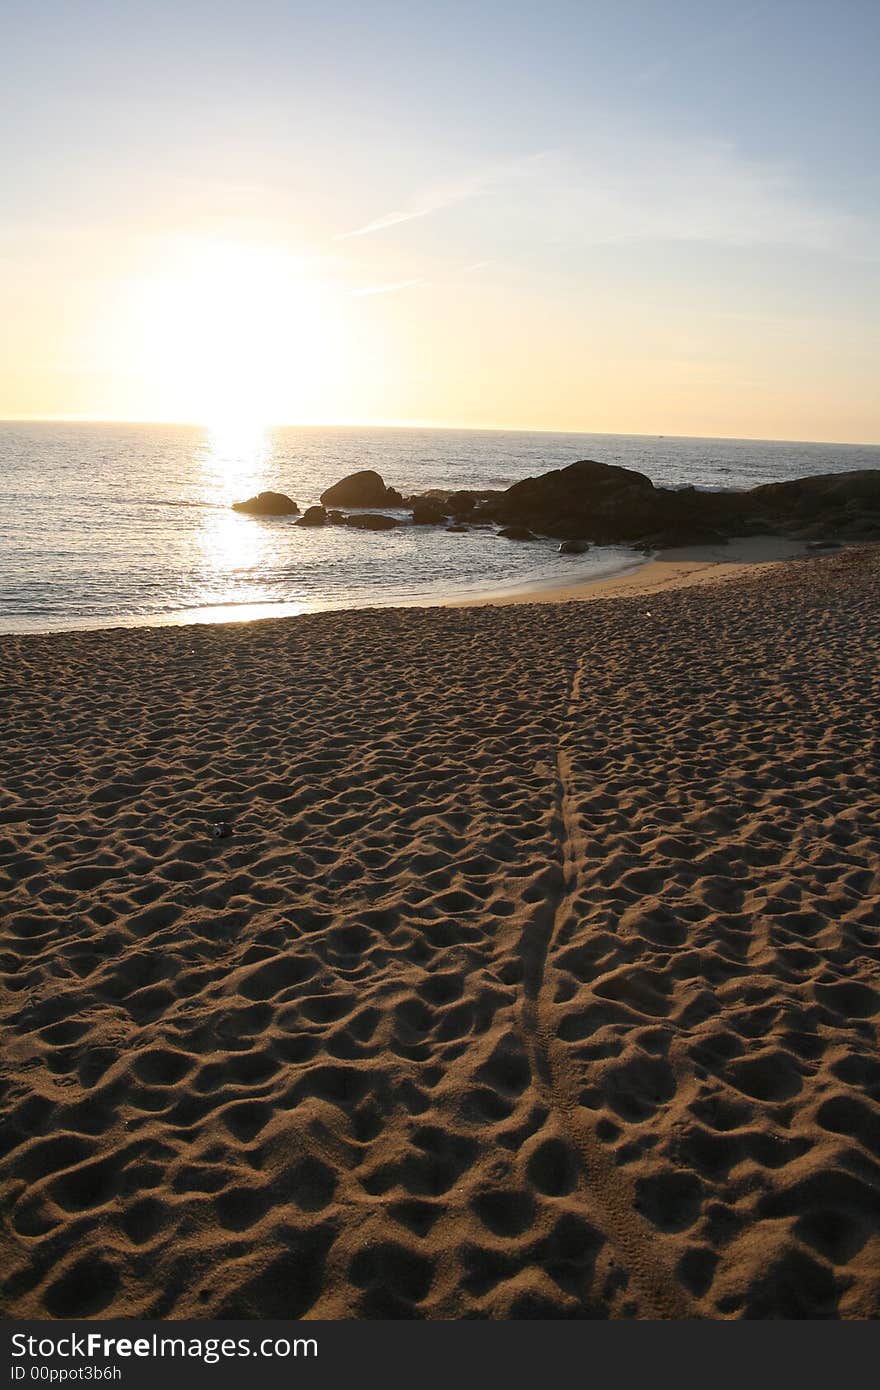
336 152 553 241
334 139 867 259
338 205 448 240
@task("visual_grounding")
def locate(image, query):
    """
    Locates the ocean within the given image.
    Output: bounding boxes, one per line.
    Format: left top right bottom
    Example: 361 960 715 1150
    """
1 422 878 634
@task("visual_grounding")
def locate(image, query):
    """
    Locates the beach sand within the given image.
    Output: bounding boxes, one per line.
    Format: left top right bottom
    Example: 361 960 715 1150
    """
1 545 878 1319
454 535 815 609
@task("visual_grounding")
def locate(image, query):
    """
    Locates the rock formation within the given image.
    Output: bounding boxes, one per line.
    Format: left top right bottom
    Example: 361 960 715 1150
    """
295 505 327 527
232 491 299 516
411 499 449 525
319 470 403 509
480 460 880 547
498 525 537 542
342 513 400 530
246 462 880 550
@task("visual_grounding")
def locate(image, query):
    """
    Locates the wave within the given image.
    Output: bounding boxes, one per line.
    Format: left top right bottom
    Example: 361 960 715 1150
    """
135 498 227 510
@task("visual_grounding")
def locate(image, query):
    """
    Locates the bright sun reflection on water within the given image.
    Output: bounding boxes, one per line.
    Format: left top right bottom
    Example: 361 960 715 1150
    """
202 419 271 496
200 508 265 574
198 420 276 579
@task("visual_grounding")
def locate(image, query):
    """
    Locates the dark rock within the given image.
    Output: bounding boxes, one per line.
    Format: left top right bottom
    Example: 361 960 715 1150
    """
838 515 880 540
326 510 346 525
483 459 880 546
308 459 880 551
411 499 449 525
295 505 327 527
232 491 299 516
450 490 476 517
406 487 502 516
446 524 470 533
343 513 400 530
320 469 401 508
558 539 589 554
486 459 685 542
489 459 656 541
749 470 880 516
728 472 880 543
498 525 537 541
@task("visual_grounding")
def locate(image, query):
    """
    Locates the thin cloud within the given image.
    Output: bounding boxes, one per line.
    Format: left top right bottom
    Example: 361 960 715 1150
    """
339 207 440 240
336 152 554 241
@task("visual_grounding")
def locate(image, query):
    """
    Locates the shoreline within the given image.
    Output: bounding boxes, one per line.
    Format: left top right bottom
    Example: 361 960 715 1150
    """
0 535 818 640
452 535 814 608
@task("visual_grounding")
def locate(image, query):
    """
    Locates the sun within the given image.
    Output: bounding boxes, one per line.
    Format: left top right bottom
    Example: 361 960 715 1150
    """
124 238 343 429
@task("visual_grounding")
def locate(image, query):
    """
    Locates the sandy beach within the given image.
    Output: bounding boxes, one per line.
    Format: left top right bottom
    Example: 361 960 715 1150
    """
453 536 815 609
1 544 878 1319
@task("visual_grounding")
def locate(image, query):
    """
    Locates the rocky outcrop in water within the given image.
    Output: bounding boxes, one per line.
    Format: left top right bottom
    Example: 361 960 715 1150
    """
232 491 299 516
479 460 880 546
320 470 403 509
749 470 880 526
449 490 477 519
411 498 449 526
247 461 880 549
498 525 537 542
343 513 400 530
295 505 327 527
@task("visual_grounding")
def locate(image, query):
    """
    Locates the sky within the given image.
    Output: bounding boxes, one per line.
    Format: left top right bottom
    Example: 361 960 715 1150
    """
2 0 879 441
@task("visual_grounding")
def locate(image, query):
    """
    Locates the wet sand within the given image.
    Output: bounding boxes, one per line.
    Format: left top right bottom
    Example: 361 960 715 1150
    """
1 545 878 1318
455 536 814 608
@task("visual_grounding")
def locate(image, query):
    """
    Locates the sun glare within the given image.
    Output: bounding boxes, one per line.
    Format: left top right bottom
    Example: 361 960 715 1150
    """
203 416 270 491
125 239 342 430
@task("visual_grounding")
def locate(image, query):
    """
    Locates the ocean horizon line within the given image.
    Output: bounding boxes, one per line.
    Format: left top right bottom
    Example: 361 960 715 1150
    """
2 417 879 450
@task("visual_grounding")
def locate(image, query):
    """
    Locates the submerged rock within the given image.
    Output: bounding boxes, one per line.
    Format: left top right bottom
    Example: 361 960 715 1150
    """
320 469 403 508
232 491 299 516
450 490 477 517
295 505 327 526
498 525 537 541
558 538 589 554
411 499 449 525
343 513 400 530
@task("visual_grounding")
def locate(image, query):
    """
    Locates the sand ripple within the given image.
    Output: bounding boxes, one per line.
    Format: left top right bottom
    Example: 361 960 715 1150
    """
1 547 878 1317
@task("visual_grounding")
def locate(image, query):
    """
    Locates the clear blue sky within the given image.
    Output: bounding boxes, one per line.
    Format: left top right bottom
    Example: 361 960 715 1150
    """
2 1 878 439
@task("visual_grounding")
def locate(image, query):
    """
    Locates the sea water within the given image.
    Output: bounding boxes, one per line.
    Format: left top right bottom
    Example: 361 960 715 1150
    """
1 422 877 633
